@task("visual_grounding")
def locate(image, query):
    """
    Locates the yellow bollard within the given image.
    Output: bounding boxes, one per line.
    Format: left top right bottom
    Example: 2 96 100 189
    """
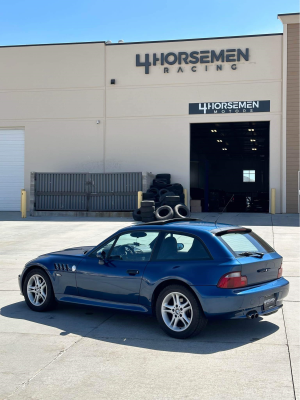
21 189 26 218
137 191 143 209
270 188 276 214
183 188 188 207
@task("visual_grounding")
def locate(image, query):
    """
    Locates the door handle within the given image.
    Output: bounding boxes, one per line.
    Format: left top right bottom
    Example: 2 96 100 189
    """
127 269 139 276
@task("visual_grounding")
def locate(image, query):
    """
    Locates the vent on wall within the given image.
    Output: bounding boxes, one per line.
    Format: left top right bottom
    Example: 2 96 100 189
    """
54 263 70 272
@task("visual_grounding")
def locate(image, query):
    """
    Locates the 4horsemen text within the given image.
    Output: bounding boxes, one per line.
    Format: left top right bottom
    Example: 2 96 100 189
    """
136 48 249 74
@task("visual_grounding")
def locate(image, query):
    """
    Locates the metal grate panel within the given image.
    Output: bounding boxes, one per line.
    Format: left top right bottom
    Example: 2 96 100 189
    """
35 172 142 211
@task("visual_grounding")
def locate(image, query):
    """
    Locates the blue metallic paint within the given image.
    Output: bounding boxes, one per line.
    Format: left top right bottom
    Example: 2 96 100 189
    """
18 221 290 319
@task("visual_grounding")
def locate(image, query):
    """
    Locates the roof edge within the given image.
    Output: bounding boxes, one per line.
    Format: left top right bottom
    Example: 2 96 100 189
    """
0 40 105 49
106 33 283 46
278 13 300 24
278 12 300 16
0 33 283 49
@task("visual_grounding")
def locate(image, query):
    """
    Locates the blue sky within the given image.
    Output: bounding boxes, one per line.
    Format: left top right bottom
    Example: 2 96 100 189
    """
0 0 298 46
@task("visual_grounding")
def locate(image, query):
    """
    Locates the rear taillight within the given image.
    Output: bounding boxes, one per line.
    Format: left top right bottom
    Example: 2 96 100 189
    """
217 271 248 289
277 263 283 278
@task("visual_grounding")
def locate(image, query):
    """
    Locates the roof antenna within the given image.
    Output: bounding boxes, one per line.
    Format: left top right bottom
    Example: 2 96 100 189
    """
214 194 234 226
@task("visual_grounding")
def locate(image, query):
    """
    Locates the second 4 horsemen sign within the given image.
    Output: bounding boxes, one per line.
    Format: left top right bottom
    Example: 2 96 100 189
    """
189 100 270 114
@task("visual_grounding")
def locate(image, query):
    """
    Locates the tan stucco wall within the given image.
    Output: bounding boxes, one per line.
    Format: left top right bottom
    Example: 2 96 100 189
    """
105 35 283 211
286 23 300 213
0 43 106 209
0 35 284 212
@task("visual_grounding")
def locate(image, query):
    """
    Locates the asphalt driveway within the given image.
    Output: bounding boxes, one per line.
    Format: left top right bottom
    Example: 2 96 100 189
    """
0 212 299 400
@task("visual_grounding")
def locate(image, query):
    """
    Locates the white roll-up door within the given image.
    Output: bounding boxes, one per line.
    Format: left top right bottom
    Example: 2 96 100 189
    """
0 129 24 211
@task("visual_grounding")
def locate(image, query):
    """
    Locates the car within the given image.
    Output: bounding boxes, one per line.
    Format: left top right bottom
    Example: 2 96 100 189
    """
18 218 289 339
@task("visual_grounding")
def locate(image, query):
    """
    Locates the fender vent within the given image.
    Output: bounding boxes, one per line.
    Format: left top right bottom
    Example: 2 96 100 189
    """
54 263 71 272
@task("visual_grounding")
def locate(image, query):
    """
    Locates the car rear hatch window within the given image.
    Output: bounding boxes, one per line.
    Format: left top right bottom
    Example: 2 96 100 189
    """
217 231 280 285
220 231 274 255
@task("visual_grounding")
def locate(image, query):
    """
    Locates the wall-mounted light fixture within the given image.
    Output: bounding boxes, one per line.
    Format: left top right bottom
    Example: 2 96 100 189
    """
111 79 116 84
96 120 100 124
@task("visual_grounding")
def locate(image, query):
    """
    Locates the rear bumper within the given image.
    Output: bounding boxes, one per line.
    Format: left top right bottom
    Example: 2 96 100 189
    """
192 277 289 319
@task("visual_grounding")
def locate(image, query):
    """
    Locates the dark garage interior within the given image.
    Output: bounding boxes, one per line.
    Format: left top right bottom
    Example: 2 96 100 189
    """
190 121 270 213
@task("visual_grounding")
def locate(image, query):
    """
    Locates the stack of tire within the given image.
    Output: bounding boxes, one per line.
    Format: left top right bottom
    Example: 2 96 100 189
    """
132 173 190 222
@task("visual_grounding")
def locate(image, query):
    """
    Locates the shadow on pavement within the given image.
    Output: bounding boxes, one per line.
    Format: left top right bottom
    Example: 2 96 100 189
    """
1 300 280 354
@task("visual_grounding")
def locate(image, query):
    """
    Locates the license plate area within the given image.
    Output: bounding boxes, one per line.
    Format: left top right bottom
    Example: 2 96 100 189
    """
263 294 276 310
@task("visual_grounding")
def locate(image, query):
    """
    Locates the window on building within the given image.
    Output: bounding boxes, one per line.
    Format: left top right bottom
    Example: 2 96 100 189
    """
243 170 255 182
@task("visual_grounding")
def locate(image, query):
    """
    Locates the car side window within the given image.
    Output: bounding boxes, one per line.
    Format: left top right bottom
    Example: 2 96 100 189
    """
89 238 116 258
109 231 159 262
156 232 210 261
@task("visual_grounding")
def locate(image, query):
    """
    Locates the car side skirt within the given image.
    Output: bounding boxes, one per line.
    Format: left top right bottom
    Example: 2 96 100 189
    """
56 294 150 313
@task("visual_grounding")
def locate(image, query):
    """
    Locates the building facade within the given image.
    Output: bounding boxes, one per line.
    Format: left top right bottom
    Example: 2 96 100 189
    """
0 13 299 213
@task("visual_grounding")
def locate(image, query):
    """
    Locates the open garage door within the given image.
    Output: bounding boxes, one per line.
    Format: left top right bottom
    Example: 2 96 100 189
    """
190 122 269 213
0 129 24 211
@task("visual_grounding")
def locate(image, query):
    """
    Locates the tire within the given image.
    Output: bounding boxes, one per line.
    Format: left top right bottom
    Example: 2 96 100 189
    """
141 213 155 219
141 200 155 207
155 201 162 209
140 206 155 212
142 216 155 222
174 204 191 219
23 268 55 312
155 205 174 220
147 188 159 196
156 174 171 184
162 196 181 207
159 188 169 197
132 208 142 221
167 184 183 195
142 192 155 200
159 191 175 202
152 179 168 189
155 284 207 339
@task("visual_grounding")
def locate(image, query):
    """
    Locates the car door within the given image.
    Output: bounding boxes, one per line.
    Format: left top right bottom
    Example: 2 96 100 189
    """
76 230 160 304
139 231 213 308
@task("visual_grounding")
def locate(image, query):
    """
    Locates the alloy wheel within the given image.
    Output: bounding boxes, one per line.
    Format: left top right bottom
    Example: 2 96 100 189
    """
27 274 47 306
161 292 193 332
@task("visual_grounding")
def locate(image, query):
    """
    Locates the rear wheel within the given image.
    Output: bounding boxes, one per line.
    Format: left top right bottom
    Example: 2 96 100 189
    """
23 268 55 312
156 285 207 339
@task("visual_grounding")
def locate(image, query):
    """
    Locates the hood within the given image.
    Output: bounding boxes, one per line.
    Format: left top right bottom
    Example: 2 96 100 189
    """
41 246 95 257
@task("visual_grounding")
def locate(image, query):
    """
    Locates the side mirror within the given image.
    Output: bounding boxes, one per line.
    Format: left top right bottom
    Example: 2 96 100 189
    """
96 253 106 265
177 243 184 251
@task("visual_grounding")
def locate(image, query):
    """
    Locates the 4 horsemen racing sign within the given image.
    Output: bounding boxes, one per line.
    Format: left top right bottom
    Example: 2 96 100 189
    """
189 100 270 114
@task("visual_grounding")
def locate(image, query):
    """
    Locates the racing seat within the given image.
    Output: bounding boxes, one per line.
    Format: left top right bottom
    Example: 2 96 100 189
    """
158 237 178 260
186 238 209 259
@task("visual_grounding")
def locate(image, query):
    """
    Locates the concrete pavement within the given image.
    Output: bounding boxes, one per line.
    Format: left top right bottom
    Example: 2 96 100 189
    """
0 212 299 400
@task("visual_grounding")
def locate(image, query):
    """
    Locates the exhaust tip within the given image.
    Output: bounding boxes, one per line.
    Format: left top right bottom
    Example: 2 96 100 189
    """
247 310 258 320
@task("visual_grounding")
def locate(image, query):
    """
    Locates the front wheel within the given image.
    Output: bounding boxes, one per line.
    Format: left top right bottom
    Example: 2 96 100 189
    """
156 285 207 339
23 268 55 312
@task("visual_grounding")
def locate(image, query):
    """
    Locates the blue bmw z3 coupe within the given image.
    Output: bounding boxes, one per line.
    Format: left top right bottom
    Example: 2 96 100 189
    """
18 219 289 339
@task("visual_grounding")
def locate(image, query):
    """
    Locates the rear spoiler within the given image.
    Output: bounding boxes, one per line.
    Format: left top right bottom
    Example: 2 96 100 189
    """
212 227 252 236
